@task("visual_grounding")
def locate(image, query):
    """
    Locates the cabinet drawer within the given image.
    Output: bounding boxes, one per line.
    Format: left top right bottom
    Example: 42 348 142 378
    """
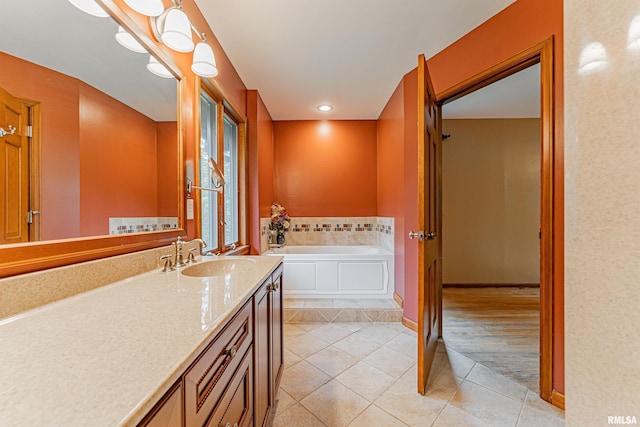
185 301 253 427
206 345 253 427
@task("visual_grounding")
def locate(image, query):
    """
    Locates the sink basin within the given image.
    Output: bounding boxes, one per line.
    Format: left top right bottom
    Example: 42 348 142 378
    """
181 258 256 277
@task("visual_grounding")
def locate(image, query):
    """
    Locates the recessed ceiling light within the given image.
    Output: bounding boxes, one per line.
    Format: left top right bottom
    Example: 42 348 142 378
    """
317 104 333 112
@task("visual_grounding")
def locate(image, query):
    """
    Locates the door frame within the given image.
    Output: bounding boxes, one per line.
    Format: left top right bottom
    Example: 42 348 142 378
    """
436 37 557 402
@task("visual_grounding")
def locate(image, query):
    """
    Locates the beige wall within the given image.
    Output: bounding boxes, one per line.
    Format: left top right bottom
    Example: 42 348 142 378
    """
565 0 640 423
442 119 540 284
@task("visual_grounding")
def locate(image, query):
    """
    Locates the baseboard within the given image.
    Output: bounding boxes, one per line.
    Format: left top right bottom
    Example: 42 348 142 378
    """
551 390 565 410
443 283 540 288
402 316 417 332
393 292 403 308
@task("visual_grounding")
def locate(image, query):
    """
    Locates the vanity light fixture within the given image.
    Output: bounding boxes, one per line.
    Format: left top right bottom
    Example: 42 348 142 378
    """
147 55 174 78
317 104 333 112
123 0 164 17
191 37 218 78
115 26 147 53
68 0 109 17
160 7 194 52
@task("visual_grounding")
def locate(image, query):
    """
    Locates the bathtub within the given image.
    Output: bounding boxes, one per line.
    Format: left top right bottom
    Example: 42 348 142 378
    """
263 246 394 298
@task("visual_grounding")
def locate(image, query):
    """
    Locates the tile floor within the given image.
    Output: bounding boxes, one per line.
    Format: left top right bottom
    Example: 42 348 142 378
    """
273 322 565 427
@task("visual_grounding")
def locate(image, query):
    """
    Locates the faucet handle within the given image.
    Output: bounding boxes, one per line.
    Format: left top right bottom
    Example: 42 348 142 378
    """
160 254 175 272
187 247 198 264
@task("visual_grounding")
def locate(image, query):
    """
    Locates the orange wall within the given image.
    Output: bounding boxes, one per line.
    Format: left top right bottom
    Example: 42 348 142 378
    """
378 0 564 393
247 90 274 254
156 121 179 216
79 83 159 236
0 52 179 239
377 77 407 301
273 120 377 217
0 52 81 240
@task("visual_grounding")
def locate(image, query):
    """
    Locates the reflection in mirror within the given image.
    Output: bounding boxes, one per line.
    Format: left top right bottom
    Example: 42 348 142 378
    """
0 0 178 245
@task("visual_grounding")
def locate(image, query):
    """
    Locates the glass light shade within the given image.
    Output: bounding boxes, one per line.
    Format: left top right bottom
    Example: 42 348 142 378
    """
147 56 173 79
123 0 164 17
115 26 147 53
161 8 194 53
191 42 218 78
317 104 333 112
578 42 608 75
68 0 109 17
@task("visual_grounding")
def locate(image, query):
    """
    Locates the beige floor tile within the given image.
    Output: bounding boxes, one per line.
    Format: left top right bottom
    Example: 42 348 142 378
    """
286 333 330 358
362 310 383 321
347 404 409 427
384 332 418 359
374 375 447 426
284 323 307 340
517 404 565 427
360 298 399 309
283 298 306 309
289 309 330 323
273 402 325 427
280 360 332 400
332 310 371 322
295 323 325 332
304 299 335 308
306 345 359 377
334 299 364 308
308 323 356 343
432 344 476 379
283 348 302 368
336 360 397 402
432 404 491 427
363 345 416 378
275 388 297 413
448 381 523 427
466 363 528 402
375 310 404 322
301 380 370 427
353 324 403 344
523 390 565 419
334 332 383 359
333 322 366 332
425 370 464 403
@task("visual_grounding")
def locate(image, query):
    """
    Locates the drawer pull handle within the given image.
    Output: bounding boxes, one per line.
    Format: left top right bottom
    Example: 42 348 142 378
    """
225 423 231 427
225 345 237 359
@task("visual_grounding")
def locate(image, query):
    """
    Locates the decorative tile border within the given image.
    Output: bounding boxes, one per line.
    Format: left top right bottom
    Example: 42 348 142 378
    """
109 217 178 235
260 217 394 253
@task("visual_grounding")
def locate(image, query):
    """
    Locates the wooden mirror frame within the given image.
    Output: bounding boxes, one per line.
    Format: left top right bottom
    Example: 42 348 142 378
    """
0 0 186 278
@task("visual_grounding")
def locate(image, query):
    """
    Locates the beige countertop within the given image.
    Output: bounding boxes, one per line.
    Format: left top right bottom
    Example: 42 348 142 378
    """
0 255 282 426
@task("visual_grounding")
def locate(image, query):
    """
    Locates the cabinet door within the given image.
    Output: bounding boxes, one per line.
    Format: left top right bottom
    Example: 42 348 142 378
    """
253 280 270 427
270 265 284 395
206 346 254 427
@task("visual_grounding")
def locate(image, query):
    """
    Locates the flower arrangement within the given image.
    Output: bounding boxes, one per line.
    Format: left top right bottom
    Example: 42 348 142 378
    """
270 202 291 233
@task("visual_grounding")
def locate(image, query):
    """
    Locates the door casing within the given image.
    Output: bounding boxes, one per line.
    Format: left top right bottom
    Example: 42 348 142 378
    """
436 37 557 403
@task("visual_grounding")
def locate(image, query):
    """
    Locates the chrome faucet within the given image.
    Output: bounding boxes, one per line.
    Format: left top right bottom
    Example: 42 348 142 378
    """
166 237 208 271
186 238 207 263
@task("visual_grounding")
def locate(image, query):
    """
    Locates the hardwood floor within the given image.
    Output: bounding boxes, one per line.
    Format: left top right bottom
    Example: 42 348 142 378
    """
442 286 540 392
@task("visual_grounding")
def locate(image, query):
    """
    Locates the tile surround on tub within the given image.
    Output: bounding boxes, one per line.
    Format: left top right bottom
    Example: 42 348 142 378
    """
260 217 395 253
0 245 176 320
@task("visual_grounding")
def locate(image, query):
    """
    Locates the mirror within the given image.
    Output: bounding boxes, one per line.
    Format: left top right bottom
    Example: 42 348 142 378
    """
0 0 180 246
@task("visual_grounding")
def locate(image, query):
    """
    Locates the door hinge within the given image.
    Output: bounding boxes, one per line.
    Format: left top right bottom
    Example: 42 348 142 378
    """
27 210 40 224
27 125 33 138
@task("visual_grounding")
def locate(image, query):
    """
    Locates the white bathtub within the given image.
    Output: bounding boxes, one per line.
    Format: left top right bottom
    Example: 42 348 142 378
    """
264 246 394 298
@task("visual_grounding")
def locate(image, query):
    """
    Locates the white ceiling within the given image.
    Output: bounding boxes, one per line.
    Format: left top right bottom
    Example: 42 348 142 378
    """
0 1 176 121
443 63 540 119
194 0 520 120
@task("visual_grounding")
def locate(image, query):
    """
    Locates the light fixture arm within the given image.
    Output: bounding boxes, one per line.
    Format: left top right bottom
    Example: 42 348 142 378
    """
150 1 207 44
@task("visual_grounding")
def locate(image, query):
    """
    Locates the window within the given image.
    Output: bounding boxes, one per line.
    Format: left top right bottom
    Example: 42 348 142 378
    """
199 88 244 253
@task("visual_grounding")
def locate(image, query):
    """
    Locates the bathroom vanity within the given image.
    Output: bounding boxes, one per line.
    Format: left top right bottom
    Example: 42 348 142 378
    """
0 256 283 427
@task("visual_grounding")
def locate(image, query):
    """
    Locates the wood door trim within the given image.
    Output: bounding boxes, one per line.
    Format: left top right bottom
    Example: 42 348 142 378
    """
551 390 565 410
436 37 557 402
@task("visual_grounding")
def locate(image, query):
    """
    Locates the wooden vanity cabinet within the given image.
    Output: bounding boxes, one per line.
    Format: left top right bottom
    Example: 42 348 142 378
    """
138 262 283 427
254 264 284 427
